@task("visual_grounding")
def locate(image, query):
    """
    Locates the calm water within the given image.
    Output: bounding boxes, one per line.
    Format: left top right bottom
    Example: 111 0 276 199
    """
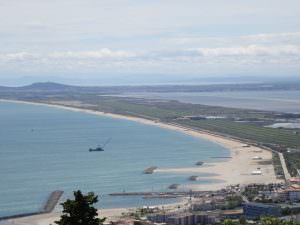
122 90 300 113
0 102 229 217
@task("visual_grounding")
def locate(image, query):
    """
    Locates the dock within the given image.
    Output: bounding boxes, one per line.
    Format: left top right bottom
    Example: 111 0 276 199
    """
43 190 64 213
0 190 64 221
210 156 232 159
144 166 158 174
168 184 180 189
109 190 211 198
189 176 199 181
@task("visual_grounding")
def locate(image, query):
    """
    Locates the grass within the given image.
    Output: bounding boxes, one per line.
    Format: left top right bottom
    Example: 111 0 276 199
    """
284 152 300 177
177 119 300 148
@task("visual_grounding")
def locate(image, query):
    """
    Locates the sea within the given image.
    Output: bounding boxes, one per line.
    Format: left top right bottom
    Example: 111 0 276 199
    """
0 102 229 217
119 90 300 113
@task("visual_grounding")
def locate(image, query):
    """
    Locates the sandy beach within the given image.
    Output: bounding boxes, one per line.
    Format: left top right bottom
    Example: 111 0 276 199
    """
0 99 281 188
7 208 128 225
0 99 282 225
8 201 187 225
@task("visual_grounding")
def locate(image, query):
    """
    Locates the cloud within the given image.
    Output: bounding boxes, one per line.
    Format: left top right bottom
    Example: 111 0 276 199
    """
24 22 48 30
166 32 300 48
3 41 299 66
189 45 300 57
0 44 300 74
241 32 300 42
0 52 39 61
49 49 136 59
0 49 136 63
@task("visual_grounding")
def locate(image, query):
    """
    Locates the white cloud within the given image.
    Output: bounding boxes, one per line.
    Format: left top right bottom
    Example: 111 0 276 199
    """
49 49 136 59
0 52 39 62
0 0 300 77
1 44 300 73
166 32 300 48
241 32 300 42
189 45 300 57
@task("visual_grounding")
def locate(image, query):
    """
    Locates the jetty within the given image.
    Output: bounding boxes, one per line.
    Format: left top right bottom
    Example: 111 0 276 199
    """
0 190 63 221
189 176 199 181
168 184 180 189
109 190 212 198
144 166 157 174
43 190 64 213
210 156 232 159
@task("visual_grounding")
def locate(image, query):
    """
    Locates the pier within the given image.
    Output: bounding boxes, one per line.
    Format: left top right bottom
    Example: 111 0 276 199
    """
109 190 211 198
189 176 199 181
43 190 64 213
143 166 158 174
0 190 63 221
210 156 232 159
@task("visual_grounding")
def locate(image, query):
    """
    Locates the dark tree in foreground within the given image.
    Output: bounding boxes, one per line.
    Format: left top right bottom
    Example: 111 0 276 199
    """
55 190 106 225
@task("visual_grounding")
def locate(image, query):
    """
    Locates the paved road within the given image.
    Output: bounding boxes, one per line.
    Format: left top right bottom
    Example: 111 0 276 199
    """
279 152 291 180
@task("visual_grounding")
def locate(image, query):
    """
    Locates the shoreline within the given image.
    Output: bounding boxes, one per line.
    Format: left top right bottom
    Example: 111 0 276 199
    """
0 99 282 224
0 99 252 153
7 200 188 225
0 99 281 189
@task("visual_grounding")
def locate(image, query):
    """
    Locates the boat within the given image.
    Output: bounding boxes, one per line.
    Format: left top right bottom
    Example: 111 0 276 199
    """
88 138 111 152
89 146 104 152
195 161 204 166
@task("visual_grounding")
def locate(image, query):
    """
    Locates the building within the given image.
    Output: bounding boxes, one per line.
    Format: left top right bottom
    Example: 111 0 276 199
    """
285 185 300 202
243 202 282 219
166 212 217 225
148 212 217 225
289 178 300 185
288 190 300 202
251 170 262 175
147 213 173 223
260 189 288 202
220 209 243 219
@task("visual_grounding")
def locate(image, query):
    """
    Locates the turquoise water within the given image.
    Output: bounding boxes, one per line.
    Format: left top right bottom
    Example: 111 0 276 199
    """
0 102 229 217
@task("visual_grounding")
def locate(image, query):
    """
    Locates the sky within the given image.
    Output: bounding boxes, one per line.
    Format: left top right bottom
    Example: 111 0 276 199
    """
0 0 300 85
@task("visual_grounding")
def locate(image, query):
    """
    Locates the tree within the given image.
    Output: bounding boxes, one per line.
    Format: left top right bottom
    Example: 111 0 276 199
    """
282 207 292 216
222 219 237 225
222 217 300 225
55 190 106 225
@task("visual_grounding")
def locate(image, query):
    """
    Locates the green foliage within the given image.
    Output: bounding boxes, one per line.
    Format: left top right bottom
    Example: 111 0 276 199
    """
225 195 243 209
223 219 237 225
179 119 300 148
222 217 300 225
284 152 300 177
55 190 106 225
282 207 292 216
239 216 247 225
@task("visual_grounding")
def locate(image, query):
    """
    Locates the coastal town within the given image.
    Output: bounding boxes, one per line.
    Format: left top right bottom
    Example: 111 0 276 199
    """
6 173 300 225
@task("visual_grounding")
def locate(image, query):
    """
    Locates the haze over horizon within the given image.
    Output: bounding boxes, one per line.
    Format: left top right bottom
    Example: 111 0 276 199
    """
0 0 300 85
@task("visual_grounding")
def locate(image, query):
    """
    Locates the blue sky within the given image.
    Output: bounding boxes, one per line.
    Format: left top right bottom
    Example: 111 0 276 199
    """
0 0 300 85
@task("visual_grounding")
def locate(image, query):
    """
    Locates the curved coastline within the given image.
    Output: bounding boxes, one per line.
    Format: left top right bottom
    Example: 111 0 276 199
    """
0 99 244 151
0 99 281 225
0 99 280 190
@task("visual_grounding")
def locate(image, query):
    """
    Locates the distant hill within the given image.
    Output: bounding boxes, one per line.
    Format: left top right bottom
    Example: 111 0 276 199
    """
20 82 76 91
1 81 300 94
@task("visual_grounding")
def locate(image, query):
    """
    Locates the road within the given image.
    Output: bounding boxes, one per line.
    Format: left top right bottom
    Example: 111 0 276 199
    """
279 152 291 180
